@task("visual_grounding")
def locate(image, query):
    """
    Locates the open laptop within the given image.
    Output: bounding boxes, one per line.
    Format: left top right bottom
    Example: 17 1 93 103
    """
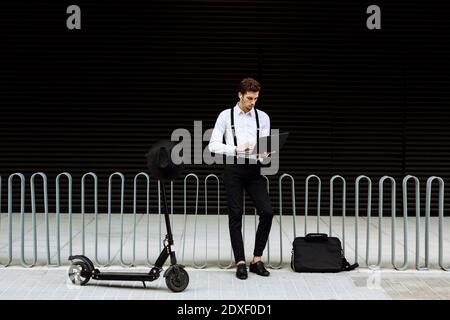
247 132 289 155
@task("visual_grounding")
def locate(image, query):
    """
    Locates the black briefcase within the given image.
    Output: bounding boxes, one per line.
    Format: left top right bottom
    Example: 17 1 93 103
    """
291 233 359 273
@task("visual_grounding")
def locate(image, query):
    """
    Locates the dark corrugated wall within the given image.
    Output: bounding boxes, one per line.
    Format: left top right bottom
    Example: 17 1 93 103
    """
1 0 450 216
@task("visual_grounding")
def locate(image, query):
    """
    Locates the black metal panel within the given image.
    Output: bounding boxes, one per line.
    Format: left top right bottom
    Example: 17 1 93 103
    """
1 0 449 216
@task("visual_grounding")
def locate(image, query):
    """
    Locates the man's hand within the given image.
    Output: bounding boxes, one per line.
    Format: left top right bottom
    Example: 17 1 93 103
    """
256 151 274 158
236 143 254 153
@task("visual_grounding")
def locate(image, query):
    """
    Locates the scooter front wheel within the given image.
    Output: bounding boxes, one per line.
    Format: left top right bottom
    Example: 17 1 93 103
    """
165 266 189 292
68 261 91 286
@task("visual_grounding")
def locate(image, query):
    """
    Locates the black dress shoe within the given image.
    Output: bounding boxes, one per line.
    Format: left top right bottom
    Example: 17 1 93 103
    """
249 261 270 276
236 263 248 280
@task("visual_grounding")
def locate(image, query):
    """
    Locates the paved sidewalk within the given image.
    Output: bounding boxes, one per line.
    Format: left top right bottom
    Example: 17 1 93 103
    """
1 214 450 300
1 266 450 300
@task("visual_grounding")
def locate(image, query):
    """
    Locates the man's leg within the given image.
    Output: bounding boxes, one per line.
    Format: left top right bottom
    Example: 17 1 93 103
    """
245 175 274 262
223 168 245 264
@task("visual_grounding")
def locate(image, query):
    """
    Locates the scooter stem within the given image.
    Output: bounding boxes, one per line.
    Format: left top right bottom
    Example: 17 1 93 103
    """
161 182 174 244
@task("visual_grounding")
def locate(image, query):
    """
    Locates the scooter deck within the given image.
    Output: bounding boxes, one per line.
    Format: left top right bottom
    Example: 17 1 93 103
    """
94 272 156 282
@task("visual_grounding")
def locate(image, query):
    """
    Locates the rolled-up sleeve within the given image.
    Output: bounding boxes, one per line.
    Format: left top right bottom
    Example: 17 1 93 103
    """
208 111 236 156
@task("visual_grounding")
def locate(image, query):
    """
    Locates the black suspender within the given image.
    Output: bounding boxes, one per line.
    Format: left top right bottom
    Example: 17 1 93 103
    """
230 106 260 157
230 107 238 151
255 109 260 156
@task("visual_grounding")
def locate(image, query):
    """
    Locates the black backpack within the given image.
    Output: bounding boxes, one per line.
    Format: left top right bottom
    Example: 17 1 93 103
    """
291 233 359 272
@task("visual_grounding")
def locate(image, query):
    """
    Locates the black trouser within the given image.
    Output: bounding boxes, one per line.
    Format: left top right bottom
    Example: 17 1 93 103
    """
223 163 274 264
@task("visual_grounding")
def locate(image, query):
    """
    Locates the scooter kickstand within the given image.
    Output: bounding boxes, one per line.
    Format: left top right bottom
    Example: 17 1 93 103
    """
142 281 146 288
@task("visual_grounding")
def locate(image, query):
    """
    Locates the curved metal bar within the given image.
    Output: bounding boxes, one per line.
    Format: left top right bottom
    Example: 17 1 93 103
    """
305 175 321 235
194 173 209 268
367 176 394 270
0 175 3 266
133 172 150 267
278 173 297 239
107 172 127 267
264 175 283 269
182 173 199 265
0 176 14 267
2 174 25 267
205 174 225 269
55 172 73 266
267 174 292 270
426 176 449 271
206 174 233 269
194 175 217 269
23 173 38 267
81 173 98 263
390 176 408 271
403 175 427 270
31 173 52 266
329 175 346 254
145 177 153 267
263 175 280 269
355 175 372 265
157 180 162 254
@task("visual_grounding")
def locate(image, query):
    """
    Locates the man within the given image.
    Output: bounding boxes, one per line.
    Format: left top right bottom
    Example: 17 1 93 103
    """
208 78 274 280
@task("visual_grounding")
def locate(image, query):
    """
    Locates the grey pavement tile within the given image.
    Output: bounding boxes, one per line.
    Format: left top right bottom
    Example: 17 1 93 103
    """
2 215 450 300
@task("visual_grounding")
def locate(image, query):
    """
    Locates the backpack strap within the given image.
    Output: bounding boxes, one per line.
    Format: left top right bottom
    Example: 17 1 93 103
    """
342 256 359 271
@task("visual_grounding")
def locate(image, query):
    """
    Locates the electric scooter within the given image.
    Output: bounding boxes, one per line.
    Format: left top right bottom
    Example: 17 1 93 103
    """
68 141 189 292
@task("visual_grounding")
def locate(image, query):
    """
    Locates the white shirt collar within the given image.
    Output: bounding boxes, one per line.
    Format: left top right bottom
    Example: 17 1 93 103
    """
234 103 255 117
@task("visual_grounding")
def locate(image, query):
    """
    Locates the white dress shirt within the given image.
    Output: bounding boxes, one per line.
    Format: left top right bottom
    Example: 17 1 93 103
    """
208 103 271 158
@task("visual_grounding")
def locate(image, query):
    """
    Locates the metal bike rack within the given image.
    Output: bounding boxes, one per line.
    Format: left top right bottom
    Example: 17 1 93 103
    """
81 173 99 264
192 172 208 269
55 172 73 266
426 176 449 271
329 175 346 254
366 176 394 270
279 173 296 237
30 173 52 266
193 175 214 269
2 171 449 271
0 175 14 268
305 175 321 235
181 173 199 265
264 175 281 269
0 176 4 267
355 175 372 266
157 180 162 254
21 173 37 267
81 172 98 267
107 172 127 267
133 172 150 267
391 176 408 271
206 174 232 269
2 174 25 267
403 175 428 270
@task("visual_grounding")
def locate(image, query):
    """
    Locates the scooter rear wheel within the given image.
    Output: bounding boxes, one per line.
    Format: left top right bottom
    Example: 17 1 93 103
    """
68 261 91 286
165 266 189 292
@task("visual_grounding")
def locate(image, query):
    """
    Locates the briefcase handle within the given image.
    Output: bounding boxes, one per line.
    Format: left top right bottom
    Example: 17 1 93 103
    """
305 233 328 242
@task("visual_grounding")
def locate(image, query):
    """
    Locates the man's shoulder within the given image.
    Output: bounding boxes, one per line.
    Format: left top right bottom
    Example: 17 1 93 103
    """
255 108 270 120
217 108 233 118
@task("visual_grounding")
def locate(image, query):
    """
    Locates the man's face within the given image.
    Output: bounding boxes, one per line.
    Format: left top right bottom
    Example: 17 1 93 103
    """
239 91 259 112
